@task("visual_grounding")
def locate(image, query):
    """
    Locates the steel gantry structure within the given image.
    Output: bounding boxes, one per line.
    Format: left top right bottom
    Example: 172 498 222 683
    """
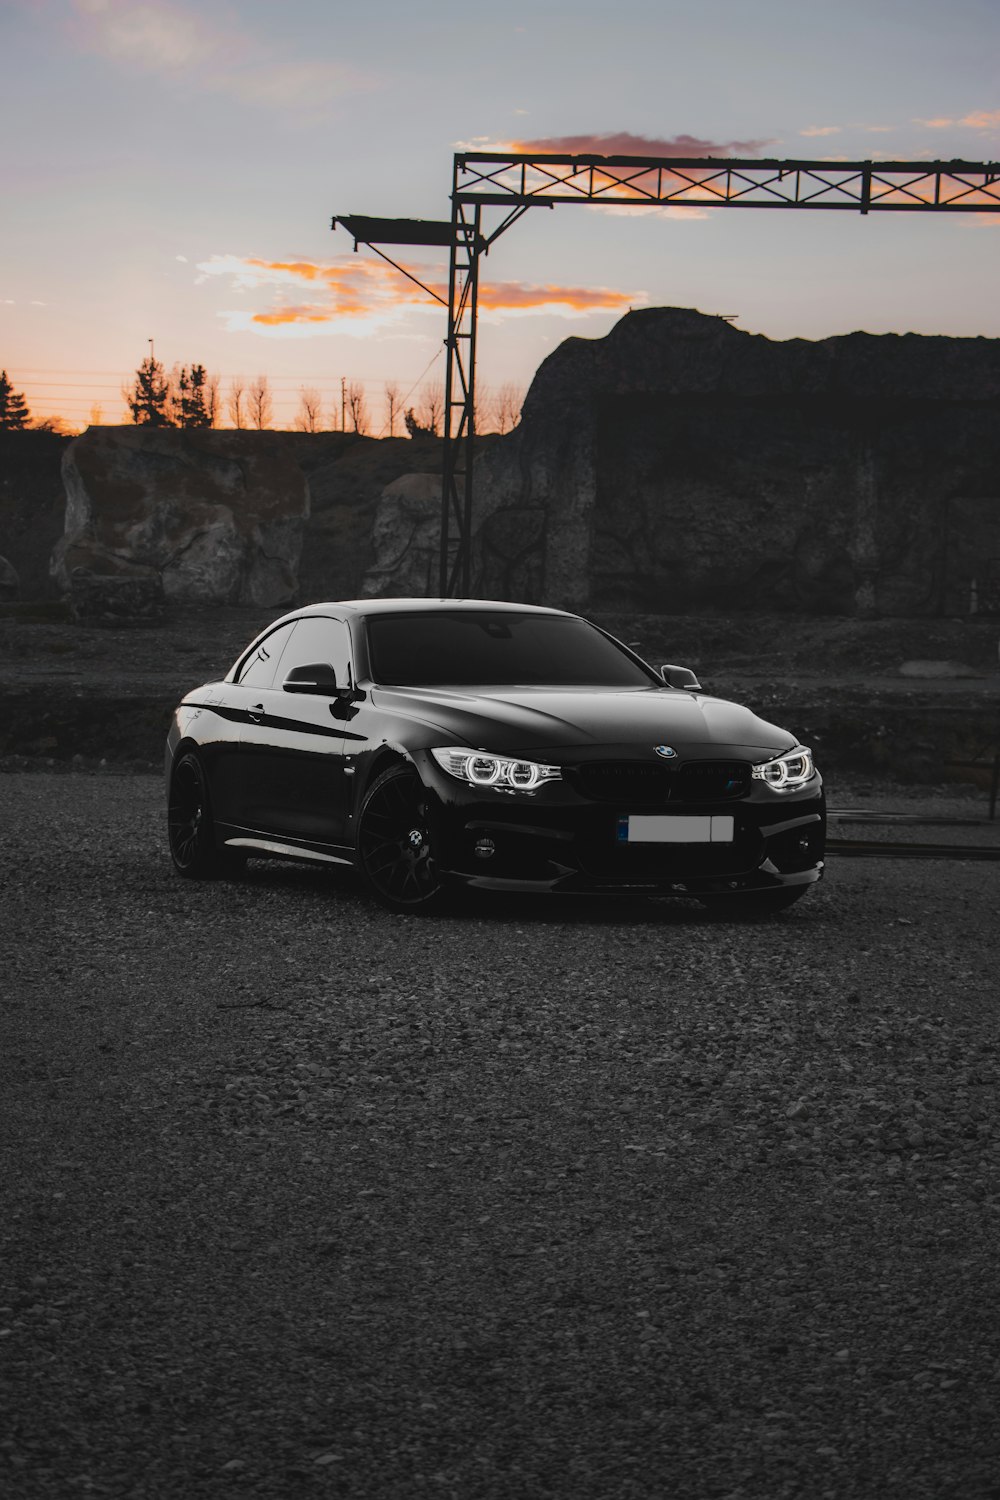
334 152 1000 596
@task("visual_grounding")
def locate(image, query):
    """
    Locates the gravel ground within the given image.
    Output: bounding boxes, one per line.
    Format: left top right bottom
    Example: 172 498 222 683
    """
3 772 1000 1500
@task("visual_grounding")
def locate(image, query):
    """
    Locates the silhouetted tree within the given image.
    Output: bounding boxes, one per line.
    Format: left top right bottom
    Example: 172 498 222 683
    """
32 415 77 435
0 371 31 429
404 407 434 438
346 381 369 435
170 364 213 428
247 375 273 430
205 372 220 428
227 376 247 429
493 382 523 434
124 356 172 426
295 387 323 432
384 381 402 437
416 381 444 435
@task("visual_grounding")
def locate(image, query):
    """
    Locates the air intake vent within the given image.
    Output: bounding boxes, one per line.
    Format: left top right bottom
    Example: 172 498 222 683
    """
675 761 751 801
568 762 674 804
568 759 751 804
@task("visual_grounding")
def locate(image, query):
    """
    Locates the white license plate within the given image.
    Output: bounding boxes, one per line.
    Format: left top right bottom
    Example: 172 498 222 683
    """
617 814 735 844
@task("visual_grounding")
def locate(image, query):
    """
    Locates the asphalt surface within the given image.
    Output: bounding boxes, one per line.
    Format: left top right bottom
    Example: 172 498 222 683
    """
3 772 1000 1499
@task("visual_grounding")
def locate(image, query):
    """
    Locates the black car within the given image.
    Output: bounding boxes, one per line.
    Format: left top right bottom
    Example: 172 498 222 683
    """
166 598 824 914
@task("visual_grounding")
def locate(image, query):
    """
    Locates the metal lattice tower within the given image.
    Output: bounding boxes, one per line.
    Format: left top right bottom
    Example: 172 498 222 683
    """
334 152 1000 596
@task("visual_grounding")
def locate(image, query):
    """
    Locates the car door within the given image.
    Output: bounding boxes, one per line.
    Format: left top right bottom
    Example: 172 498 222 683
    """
238 615 354 848
207 620 298 830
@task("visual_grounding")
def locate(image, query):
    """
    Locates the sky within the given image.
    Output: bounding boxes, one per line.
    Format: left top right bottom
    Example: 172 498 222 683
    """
2 0 1000 432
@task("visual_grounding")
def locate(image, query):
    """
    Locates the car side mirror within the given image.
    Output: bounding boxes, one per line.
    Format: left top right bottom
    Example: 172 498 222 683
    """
283 662 340 695
660 663 703 691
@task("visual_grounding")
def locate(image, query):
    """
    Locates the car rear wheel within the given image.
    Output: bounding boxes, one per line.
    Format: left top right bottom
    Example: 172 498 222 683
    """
168 750 241 879
700 885 809 918
357 765 445 913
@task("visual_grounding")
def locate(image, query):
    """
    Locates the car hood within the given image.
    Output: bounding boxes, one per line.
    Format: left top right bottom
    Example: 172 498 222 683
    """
373 685 798 760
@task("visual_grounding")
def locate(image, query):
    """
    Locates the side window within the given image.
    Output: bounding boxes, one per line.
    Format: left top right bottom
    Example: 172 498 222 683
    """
274 617 353 691
237 622 297 688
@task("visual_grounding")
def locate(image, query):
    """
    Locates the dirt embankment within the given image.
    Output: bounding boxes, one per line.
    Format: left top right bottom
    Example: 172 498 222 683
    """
1 605 997 785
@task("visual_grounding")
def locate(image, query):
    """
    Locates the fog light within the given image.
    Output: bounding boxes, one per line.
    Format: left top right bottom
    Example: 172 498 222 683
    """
474 836 496 860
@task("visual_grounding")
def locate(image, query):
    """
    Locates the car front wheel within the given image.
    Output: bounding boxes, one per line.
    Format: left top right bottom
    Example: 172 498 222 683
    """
357 765 446 913
168 750 238 879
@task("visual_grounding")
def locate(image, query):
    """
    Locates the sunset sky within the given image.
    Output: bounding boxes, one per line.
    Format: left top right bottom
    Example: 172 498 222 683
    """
3 0 1000 431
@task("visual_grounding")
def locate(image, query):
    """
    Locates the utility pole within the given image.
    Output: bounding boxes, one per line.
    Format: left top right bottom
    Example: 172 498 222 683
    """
341 377 346 433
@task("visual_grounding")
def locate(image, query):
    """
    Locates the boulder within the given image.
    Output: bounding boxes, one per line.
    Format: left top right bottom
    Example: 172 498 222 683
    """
362 473 443 597
51 427 309 615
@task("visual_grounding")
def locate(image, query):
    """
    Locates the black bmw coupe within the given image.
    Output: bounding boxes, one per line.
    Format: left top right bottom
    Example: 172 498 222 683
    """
166 598 825 913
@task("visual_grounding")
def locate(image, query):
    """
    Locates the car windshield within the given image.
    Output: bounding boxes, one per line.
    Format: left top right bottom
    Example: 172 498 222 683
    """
366 611 656 688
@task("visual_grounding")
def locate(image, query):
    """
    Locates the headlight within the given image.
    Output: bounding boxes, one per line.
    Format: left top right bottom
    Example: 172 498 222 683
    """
430 746 562 791
752 746 815 790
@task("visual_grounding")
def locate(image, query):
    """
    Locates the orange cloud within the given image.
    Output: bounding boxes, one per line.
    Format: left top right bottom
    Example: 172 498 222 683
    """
253 306 342 326
245 259 329 282
196 255 639 332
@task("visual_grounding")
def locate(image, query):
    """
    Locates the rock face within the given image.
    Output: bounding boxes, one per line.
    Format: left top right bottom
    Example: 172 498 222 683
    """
51 428 309 616
361 473 442 597
434 308 1000 616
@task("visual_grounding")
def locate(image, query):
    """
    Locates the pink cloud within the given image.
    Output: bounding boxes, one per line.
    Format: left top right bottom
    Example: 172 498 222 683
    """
70 0 368 109
478 280 636 312
489 131 775 157
916 110 1000 130
457 131 779 210
962 110 1000 129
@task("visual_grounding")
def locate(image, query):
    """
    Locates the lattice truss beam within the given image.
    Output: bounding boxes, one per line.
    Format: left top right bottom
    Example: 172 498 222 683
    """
335 153 1000 596
455 153 1000 213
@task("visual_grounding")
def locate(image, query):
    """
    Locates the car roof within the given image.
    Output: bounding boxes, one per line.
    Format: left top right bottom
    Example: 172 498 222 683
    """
228 598 600 683
283 598 576 620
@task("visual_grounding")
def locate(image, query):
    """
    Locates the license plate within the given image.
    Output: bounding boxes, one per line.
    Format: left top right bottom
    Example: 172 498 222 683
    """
617 814 735 844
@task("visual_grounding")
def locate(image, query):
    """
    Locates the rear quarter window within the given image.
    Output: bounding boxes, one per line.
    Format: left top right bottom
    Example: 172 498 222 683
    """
237 622 297 688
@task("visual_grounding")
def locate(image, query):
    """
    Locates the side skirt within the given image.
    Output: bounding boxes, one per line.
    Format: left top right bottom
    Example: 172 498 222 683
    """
224 836 354 867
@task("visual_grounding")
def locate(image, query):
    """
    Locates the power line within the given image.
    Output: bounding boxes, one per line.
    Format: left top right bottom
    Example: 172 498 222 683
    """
373 346 445 437
10 369 455 387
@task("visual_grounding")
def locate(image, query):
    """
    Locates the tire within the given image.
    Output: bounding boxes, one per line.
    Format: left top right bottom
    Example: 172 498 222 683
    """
357 765 446 913
167 750 240 879
699 885 810 919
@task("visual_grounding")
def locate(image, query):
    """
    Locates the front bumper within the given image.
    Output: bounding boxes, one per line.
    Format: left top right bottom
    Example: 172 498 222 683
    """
413 752 826 897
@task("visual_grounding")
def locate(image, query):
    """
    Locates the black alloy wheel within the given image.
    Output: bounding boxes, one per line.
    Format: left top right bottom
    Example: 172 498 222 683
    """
700 885 809 918
357 765 445 913
168 750 239 879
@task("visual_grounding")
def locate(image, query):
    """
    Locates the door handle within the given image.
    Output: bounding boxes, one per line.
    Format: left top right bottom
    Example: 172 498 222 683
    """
248 703 265 723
